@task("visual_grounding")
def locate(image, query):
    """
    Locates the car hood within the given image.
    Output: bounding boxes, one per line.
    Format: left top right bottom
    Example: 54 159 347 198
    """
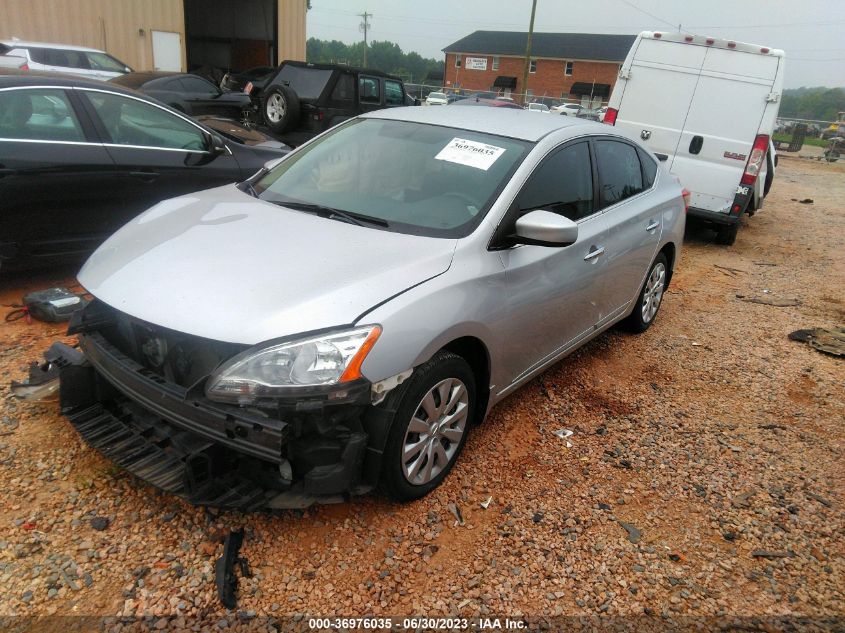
78 185 457 345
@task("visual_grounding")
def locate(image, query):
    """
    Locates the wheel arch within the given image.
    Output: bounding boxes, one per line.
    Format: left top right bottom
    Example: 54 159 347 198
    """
440 336 491 424
659 241 676 287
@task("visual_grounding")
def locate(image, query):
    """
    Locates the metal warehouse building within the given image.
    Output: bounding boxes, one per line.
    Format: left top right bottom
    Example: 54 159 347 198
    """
0 0 306 73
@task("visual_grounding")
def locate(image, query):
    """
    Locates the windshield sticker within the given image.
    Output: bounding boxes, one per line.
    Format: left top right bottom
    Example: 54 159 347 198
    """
435 138 506 171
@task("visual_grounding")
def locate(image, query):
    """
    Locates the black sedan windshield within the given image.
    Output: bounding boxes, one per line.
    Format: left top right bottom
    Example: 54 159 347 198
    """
254 119 531 237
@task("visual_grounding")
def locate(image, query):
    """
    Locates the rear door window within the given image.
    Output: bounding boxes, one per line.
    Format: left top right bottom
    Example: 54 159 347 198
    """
638 147 658 188
595 139 645 207
516 142 594 221
45 48 91 69
330 73 354 102
359 76 381 104
0 88 85 142
82 90 207 151
384 80 404 106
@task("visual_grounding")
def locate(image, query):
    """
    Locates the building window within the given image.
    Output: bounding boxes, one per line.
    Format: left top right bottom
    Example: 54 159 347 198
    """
529 59 537 73
455 55 462 68
525 89 533 99
565 61 573 76
492 56 500 70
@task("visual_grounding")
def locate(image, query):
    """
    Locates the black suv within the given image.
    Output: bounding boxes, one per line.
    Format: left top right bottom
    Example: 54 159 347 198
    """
249 61 416 144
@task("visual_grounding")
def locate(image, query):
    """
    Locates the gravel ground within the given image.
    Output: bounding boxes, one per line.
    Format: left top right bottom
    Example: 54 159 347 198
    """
0 156 842 631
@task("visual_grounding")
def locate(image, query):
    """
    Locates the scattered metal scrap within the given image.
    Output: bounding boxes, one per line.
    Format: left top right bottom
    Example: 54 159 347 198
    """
448 502 465 526
10 343 84 401
788 327 845 357
215 529 252 609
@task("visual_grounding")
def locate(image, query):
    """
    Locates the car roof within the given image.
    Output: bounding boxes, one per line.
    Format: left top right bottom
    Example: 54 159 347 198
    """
363 105 594 142
280 59 402 81
1 39 105 53
0 69 171 101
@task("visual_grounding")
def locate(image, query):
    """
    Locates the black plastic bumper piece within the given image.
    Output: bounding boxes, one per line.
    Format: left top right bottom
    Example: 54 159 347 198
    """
687 206 740 226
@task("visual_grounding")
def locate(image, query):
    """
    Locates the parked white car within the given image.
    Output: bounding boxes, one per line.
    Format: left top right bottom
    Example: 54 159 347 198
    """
0 54 26 70
553 103 583 117
0 40 132 81
425 91 449 106
526 102 550 113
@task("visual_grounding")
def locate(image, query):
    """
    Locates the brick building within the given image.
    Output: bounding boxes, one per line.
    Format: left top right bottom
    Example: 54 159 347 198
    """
442 31 635 106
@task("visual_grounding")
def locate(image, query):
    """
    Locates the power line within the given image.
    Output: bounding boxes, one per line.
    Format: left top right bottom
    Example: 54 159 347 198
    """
615 0 678 29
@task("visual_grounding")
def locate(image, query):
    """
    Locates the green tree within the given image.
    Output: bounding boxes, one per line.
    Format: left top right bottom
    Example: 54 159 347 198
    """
306 37 443 84
780 87 845 121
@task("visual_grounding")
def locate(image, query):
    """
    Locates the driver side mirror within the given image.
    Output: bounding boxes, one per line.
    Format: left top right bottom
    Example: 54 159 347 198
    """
209 133 227 155
513 210 578 247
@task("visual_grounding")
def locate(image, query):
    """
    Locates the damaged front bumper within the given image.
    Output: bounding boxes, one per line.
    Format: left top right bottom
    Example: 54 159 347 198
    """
54 326 392 510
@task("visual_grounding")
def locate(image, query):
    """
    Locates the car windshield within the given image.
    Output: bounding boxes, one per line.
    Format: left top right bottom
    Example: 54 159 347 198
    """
429 92 446 99
274 65 332 100
254 118 532 238
86 51 128 72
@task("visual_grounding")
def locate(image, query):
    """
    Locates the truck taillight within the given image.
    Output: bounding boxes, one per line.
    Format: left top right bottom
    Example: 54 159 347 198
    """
681 188 691 212
21 63 29 70
740 134 769 185
603 107 618 125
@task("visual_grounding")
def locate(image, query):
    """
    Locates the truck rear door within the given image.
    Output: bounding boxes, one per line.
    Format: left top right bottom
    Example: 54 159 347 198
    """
671 49 780 214
614 38 707 163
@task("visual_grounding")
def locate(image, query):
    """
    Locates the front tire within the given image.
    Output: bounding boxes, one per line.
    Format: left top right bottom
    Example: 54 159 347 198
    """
621 253 668 333
380 351 475 501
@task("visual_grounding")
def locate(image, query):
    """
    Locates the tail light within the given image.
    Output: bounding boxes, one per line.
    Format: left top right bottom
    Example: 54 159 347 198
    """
740 134 770 185
313 109 324 121
603 107 618 126
681 188 691 212
21 63 29 70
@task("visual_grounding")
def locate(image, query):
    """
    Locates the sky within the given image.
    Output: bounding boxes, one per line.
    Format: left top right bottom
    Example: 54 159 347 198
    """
306 0 845 89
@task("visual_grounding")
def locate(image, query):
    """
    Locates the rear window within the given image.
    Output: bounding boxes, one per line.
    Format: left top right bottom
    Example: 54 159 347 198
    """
273 65 332 100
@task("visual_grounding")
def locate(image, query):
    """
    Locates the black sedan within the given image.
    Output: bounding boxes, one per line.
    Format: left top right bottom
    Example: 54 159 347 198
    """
0 70 287 270
109 72 253 118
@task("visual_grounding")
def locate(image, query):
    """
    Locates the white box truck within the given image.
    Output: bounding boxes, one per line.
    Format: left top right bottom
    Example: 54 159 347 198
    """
604 32 785 244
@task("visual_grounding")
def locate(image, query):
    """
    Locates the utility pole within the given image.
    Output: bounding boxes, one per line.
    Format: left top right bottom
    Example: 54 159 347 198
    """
521 0 538 105
359 11 372 67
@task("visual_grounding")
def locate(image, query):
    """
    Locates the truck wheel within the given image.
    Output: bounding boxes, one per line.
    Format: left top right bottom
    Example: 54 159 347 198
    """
714 222 739 246
380 351 475 501
621 253 668 333
261 85 300 133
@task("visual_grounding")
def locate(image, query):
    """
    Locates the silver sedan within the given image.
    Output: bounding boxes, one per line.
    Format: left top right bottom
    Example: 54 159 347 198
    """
64 106 686 508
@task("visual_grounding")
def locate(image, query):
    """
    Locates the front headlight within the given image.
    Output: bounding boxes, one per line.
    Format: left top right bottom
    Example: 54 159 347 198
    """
206 326 381 404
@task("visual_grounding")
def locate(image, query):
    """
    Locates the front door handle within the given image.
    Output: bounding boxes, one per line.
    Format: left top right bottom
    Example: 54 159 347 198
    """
584 246 605 261
646 220 660 231
129 170 160 181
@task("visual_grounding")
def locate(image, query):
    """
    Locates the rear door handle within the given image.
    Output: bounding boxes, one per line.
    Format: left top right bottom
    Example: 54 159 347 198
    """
646 220 660 231
129 170 160 181
584 246 605 261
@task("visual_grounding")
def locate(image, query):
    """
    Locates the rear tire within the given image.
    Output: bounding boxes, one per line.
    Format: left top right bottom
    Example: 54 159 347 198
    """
380 351 475 502
621 253 668 334
714 222 739 245
261 85 300 133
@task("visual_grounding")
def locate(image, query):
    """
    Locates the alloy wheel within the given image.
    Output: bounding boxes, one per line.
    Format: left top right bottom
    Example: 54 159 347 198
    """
641 262 666 323
402 378 469 485
266 93 286 122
